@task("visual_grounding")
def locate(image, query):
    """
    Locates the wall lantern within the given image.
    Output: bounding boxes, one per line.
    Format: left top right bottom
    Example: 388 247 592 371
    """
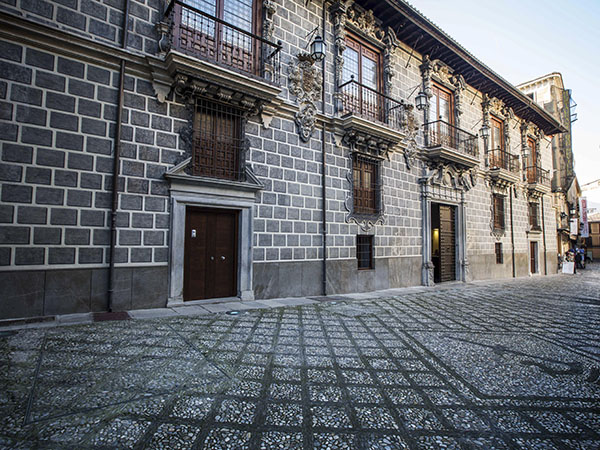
310 35 326 62
415 91 428 111
479 123 490 139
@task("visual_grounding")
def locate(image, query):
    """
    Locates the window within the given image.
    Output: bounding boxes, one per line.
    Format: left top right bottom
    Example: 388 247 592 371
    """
529 202 540 230
490 116 504 151
526 137 537 168
352 154 379 215
493 194 505 230
431 82 453 124
342 34 382 122
357 235 374 269
592 223 600 234
495 242 503 264
193 98 244 180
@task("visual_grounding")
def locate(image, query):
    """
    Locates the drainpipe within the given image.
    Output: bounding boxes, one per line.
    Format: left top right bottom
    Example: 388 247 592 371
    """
510 187 515 278
321 1 328 296
541 194 547 275
107 0 131 312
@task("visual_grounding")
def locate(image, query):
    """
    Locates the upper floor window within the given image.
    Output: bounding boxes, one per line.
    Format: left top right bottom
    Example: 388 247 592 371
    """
353 154 380 215
342 35 381 90
493 194 505 231
527 137 537 166
431 82 453 124
192 98 244 180
341 34 382 122
490 116 504 151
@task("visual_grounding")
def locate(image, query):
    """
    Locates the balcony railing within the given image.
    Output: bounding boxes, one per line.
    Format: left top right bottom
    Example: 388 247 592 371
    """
339 78 408 131
488 148 519 172
165 0 281 84
423 120 478 158
524 165 550 186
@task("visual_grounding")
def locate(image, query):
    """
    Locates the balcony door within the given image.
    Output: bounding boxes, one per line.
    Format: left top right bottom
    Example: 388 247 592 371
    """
526 137 537 182
178 0 259 74
489 116 505 169
342 35 381 121
429 83 454 147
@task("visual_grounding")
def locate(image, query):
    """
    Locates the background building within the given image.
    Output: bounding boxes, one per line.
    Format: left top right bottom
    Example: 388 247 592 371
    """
0 0 564 320
518 73 578 257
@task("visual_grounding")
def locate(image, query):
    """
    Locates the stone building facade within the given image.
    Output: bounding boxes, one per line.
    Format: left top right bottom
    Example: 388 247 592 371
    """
0 0 565 319
518 73 577 257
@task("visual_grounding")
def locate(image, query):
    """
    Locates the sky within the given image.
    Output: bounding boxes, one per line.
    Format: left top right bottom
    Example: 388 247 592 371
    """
411 0 600 209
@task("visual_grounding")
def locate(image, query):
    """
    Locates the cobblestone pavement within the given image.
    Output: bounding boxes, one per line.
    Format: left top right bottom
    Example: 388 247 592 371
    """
1 266 599 449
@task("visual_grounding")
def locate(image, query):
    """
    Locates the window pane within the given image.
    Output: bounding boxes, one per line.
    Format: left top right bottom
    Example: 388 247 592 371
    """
361 56 377 90
182 0 216 34
224 0 253 32
342 47 359 83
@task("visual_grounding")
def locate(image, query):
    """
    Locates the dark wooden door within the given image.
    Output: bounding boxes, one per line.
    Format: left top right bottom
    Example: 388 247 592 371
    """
184 208 238 301
530 241 538 274
439 205 456 282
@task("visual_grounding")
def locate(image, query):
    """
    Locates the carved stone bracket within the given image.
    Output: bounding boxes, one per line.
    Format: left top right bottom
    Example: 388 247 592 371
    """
289 53 322 142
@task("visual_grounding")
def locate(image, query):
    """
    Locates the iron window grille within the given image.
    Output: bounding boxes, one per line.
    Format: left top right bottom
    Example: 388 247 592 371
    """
352 153 381 216
493 194 505 231
495 242 503 264
192 97 246 181
357 235 374 270
529 202 541 230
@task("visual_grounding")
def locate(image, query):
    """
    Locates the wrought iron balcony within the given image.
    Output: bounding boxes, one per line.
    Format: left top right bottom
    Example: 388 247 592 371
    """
339 78 408 131
524 165 550 186
488 148 519 172
164 0 281 84
422 120 479 168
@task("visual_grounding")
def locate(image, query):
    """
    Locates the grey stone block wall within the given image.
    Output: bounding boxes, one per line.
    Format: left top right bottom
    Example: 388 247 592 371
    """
0 0 561 319
0 0 161 55
0 38 188 269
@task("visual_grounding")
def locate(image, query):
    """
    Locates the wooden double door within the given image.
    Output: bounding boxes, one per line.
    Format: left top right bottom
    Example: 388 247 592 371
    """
432 203 456 283
184 207 238 301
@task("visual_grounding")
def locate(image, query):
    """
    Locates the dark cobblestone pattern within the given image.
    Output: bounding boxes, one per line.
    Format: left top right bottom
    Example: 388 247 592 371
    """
0 38 185 267
1 268 599 448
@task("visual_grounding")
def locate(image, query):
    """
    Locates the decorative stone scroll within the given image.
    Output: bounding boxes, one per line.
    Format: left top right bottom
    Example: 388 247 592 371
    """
402 105 420 171
289 53 323 142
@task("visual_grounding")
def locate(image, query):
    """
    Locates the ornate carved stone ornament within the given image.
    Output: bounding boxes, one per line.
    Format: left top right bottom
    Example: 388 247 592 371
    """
262 0 276 41
420 56 467 125
174 74 260 110
346 4 385 41
422 161 478 192
289 53 323 142
402 105 420 170
342 130 390 160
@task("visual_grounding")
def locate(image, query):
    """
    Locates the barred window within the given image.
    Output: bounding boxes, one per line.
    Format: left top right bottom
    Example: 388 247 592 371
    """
495 242 503 264
493 194 505 230
529 202 540 230
357 235 373 270
193 98 243 180
353 154 379 215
